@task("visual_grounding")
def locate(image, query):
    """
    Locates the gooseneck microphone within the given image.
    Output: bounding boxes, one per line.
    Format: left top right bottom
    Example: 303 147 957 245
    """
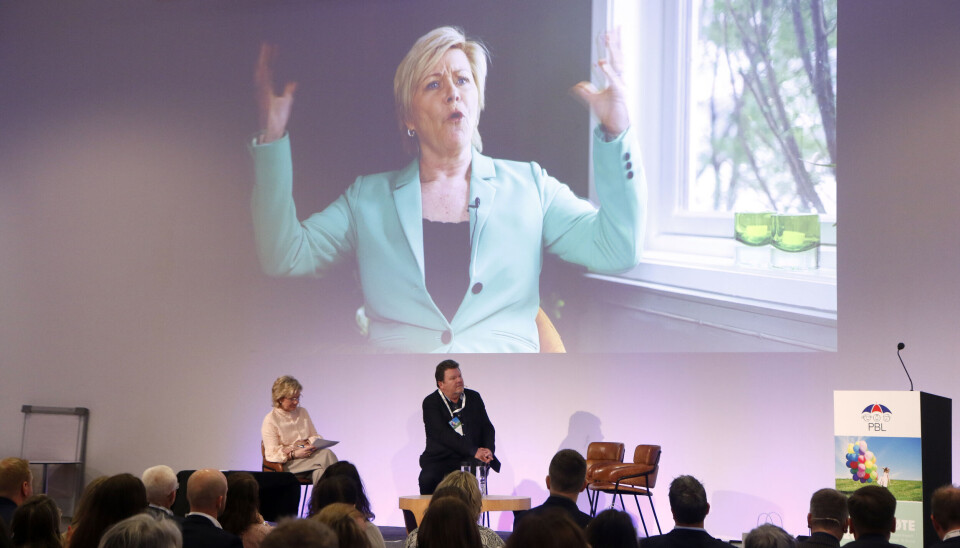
897 342 914 391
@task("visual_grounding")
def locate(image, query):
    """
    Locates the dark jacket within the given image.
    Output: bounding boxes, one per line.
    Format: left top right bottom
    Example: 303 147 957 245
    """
419 388 500 471
181 514 243 548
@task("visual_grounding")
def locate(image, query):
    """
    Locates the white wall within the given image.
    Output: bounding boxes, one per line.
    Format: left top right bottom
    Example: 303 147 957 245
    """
1 0 958 541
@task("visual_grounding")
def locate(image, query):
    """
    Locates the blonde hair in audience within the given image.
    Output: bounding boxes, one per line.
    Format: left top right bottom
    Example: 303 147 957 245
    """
436 470 482 519
311 503 370 548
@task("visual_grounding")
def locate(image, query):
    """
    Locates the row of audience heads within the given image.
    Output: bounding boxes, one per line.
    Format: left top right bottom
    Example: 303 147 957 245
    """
7 455 960 548
0 456 377 548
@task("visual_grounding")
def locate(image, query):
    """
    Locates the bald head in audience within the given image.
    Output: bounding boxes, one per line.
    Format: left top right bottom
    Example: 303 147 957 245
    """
187 469 228 518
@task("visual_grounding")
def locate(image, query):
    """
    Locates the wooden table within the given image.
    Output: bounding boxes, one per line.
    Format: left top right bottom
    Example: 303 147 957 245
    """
399 494 531 527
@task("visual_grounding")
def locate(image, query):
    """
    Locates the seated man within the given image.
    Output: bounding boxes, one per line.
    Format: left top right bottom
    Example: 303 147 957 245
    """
418 360 499 494
0 458 32 526
640 475 728 548
930 484 960 546
846 485 906 548
181 469 243 548
141 465 181 521
798 488 848 548
522 449 592 529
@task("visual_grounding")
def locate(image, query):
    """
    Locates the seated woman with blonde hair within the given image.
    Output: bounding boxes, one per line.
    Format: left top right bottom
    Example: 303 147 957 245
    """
261 375 338 484
311 503 369 548
404 471 503 548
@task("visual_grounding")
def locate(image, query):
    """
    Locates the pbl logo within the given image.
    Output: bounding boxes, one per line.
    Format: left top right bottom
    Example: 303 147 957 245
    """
861 403 892 431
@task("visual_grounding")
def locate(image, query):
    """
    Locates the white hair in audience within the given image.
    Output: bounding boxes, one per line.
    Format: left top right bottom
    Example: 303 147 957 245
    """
141 465 178 505
744 524 797 548
98 513 182 548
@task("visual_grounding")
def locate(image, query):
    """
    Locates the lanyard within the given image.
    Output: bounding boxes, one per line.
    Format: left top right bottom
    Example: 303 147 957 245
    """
438 389 467 418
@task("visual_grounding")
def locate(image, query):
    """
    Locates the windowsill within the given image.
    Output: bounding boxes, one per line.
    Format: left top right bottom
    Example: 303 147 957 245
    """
579 235 837 352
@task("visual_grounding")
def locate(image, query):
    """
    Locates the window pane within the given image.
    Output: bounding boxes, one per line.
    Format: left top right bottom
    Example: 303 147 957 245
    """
687 0 837 217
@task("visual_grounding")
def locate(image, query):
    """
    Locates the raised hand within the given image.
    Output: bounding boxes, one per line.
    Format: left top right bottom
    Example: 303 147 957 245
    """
255 42 297 144
570 27 630 138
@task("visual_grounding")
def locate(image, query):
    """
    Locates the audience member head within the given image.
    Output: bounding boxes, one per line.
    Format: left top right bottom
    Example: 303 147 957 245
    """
547 449 587 499
668 475 710 527
806 488 848 539
506 508 589 548
930 484 960 539
417 497 482 548
97 513 182 548
585 509 637 548
220 472 262 537
272 376 303 408
308 475 359 517
435 471 482 520
847 485 897 539
186 469 228 518
10 494 61 548
69 473 149 548
69 476 109 533
744 524 797 548
261 519 337 548
320 461 374 520
0 458 33 505
312 503 370 548
141 465 178 510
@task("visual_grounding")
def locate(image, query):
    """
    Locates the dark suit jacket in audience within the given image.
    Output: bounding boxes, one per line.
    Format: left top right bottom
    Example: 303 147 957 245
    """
797 531 842 548
843 534 906 548
932 536 960 547
522 495 592 529
640 527 730 548
181 514 243 548
0 497 16 526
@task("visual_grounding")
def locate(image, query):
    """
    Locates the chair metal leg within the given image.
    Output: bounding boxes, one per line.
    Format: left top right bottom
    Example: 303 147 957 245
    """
299 484 311 517
633 494 649 537
649 495 661 534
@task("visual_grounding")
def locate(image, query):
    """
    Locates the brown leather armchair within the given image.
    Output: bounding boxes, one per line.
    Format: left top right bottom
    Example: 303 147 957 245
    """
589 444 662 536
261 441 284 473
585 442 625 513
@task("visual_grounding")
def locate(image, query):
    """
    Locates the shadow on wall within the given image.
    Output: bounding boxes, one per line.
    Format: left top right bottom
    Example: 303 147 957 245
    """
392 411 426 497
559 411 604 456
710 490 785 539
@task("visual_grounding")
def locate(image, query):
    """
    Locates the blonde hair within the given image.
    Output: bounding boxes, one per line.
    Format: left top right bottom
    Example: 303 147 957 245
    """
272 375 303 408
0 457 31 496
311 503 370 548
436 470 482 519
394 26 489 155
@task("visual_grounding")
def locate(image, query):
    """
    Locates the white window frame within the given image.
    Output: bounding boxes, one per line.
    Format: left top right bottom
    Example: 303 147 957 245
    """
586 0 837 350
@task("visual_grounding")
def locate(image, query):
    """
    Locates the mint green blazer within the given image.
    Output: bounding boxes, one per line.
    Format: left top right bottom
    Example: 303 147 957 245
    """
250 128 645 352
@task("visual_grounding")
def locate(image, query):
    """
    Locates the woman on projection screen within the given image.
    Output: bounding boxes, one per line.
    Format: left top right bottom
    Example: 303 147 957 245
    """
249 26 644 353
